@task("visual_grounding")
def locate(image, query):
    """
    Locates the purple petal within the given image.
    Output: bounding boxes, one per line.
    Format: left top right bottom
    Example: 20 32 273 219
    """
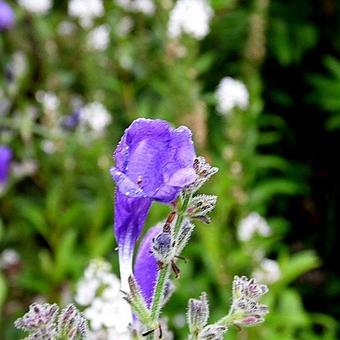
134 226 161 307
0 1 15 31
114 190 152 291
112 119 197 200
0 145 12 184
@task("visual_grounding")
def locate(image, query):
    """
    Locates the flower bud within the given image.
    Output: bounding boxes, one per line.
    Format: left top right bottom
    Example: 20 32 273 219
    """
187 292 209 334
186 157 219 193
198 324 227 340
152 232 175 263
232 275 268 302
14 303 59 331
58 304 88 339
230 276 269 328
176 218 194 255
187 195 217 223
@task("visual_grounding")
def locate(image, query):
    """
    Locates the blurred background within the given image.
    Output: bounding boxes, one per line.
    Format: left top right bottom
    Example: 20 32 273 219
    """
1 0 339 339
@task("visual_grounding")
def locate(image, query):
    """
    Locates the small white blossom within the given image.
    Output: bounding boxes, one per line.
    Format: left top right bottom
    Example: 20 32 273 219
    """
253 258 281 284
18 0 52 14
12 51 27 79
116 0 155 15
87 25 110 50
36 91 60 112
68 0 104 28
58 21 76 36
167 0 213 39
237 212 271 242
215 77 249 115
81 102 112 133
117 16 133 36
41 140 57 154
0 249 20 269
12 159 37 178
75 260 130 339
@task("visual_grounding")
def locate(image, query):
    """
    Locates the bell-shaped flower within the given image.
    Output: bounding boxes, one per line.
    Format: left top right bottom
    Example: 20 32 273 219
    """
111 118 197 292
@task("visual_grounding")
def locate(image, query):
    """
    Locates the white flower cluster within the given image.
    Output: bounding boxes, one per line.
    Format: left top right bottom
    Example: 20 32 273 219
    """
237 212 271 242
116 0 155 16
167 0 213 40
81 101 112 133
215 77 249 115
87 25 110 50
75 260 130 339
18 0 52 14
68 0 104 28
253 258 281 284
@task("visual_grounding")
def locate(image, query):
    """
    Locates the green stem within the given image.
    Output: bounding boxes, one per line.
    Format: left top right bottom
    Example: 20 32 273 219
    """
150 264 171 320
146 194 192 339
173 193 191 239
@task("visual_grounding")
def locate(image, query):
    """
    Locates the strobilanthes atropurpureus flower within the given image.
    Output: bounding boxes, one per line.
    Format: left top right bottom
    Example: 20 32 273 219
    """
0 1 15 31
110 118 197 293
0 145 12 186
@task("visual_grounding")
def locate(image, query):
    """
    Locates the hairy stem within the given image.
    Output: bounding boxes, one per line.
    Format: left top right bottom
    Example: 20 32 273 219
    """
146 193 192 339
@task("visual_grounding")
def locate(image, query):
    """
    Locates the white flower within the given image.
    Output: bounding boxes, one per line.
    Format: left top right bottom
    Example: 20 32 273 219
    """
167 0 213 39
41 140 56 154
12 51 27 79
87 25 110 50
12 159 38 178
215 77 249 115
81 102 111 133
58 21 76 36
116 0 155 15
0 249 20 269
237 212 271 241
75 260 130 338
68 0 104 28
117 16 133 37
36 91 60 112
253 258 281 283
18 0 52 14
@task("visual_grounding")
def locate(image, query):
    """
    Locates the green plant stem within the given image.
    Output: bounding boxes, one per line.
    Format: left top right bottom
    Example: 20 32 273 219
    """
146 193 192 339
173 193 191 239
150 264 171 320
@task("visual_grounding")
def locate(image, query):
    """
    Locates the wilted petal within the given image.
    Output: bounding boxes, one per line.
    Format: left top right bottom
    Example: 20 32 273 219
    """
134 226 161 307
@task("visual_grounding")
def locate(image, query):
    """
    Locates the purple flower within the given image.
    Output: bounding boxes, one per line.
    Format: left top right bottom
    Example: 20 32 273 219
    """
61 110 81 130
0 145 12 185
0 1 15 32
134 226 160 307
111 118 197 290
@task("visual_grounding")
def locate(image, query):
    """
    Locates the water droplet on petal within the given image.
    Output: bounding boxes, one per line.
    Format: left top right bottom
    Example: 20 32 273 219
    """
125 191 130 196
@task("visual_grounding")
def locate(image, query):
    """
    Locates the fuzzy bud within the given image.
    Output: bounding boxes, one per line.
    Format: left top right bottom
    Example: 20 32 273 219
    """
152 232 175 263
187 292 209 334
232 276 268 302
187 195 217 223
230 276 269 328
58 304 88 339
198 324 227 340
186 157 219 193
14 303 59 332
176 218 195 255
